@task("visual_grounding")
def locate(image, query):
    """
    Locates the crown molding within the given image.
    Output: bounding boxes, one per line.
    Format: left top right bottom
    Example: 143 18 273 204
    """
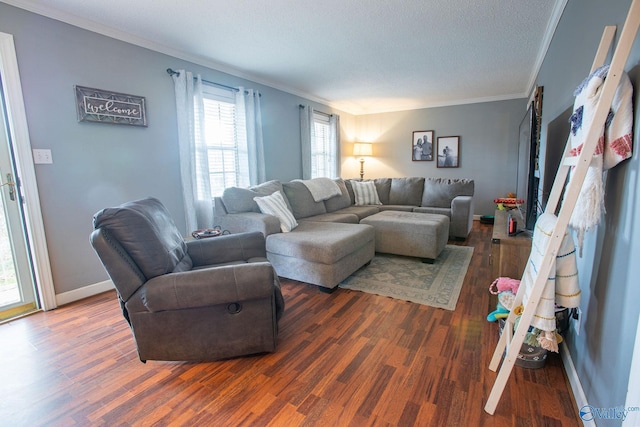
342 92 529 116
525 0 569 97
1 0 552 117
0 0 333 107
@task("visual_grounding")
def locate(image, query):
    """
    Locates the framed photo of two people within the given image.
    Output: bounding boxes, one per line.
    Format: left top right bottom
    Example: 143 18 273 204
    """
412 130 434 161
436 136 459 168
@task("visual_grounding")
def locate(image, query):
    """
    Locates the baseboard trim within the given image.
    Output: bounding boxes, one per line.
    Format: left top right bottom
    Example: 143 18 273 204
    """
473 215 482 220
560 341 593 426
55 280 114 306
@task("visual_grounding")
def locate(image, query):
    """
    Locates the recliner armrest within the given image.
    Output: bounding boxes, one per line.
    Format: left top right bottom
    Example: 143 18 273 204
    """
186 231 267 266
141 262 277 312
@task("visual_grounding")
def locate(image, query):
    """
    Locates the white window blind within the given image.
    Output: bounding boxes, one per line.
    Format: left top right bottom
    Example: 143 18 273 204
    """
311 112 336 178
197 85 246 197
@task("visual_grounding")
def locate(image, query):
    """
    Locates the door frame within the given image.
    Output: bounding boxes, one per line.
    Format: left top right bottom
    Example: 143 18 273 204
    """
0 32 55 311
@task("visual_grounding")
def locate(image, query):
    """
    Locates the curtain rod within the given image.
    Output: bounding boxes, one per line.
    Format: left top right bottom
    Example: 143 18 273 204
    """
298 104 332 117
167 68 260 97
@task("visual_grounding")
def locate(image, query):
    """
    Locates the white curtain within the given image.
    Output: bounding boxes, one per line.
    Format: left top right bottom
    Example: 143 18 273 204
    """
300 105 340 179
236 87 265 186
172 70 213 232
329 113 341 177
300 105 315 179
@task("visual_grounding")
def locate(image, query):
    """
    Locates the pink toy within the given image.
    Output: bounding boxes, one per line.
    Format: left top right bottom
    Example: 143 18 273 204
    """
489 277 520 295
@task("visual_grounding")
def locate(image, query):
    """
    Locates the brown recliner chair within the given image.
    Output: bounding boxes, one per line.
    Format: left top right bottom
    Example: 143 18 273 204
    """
90 197 284 362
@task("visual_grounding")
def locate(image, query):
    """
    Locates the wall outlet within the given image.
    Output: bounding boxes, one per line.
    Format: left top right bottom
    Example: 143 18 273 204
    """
573 307 582 336
33 149 53 164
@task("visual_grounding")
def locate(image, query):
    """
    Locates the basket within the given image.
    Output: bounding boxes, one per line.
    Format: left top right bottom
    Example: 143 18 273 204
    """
498 319 547 369
496 308 569 369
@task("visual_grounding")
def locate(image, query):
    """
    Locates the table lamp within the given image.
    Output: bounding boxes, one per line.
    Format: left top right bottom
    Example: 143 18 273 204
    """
353 143 373 180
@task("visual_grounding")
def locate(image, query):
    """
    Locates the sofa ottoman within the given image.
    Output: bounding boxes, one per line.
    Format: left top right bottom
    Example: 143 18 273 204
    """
360 211 449 262
265 221 375 291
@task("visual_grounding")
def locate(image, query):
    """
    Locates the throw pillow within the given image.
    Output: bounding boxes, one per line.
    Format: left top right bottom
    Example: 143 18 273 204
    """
350 180 382 206
254 190 298 232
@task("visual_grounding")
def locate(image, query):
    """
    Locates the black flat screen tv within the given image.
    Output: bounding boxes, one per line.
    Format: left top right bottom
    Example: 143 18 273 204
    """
516 101 539 231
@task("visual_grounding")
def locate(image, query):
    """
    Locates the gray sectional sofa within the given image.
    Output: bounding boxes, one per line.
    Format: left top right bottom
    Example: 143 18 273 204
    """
213 177 474 290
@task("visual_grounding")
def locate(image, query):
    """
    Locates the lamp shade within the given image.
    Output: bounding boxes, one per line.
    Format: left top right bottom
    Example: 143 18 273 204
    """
353 143 373 157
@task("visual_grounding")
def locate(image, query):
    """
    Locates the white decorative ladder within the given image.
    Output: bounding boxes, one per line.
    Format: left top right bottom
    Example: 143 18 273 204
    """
484 0 640 415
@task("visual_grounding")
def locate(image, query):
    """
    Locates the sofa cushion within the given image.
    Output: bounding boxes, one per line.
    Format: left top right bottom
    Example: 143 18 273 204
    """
324 178 352 212
283 181 327 219
351 180 382 205
344 179 355 204
254 191 298 232
413 206 451 218
334 205 380 220
222 180 287 214
379 205 415 212
294 178 342 201
421 178 474 208
389 177 425 206
266 221 374 265
373 178 392 205
299 212 360 224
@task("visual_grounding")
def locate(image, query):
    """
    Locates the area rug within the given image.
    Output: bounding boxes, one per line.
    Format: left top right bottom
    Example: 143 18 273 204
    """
339 245 474 311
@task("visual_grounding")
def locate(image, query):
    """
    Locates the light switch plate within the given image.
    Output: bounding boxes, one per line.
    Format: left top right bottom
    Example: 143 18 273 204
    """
33 149 53 164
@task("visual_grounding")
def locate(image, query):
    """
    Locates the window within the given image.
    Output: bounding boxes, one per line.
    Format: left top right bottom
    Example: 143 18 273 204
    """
310 112 337 178
197 85 248 197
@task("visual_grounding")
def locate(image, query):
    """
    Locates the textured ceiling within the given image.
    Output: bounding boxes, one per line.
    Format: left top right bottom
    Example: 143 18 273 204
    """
4 0 564 114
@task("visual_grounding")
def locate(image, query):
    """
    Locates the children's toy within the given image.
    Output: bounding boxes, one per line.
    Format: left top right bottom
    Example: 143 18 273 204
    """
487 301 509 322
489 277 520 295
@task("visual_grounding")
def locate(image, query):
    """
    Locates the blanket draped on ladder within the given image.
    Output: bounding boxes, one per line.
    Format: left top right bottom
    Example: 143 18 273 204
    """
522 213 580 352
566 64 634 249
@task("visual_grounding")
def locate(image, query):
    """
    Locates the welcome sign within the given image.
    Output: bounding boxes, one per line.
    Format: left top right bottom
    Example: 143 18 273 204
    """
75 85 147 126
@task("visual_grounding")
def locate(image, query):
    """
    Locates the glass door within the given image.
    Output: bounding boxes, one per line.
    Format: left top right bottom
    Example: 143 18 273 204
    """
0 80 37 321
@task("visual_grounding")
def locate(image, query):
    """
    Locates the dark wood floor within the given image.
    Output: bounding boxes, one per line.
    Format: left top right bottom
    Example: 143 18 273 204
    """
0 221 580 426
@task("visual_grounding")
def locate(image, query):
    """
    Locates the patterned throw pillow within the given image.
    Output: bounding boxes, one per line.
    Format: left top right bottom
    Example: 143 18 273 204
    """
254 190 298 232
350 180 382 206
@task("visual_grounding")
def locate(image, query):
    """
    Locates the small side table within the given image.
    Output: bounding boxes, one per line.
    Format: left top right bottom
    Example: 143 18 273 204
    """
489 210 532 279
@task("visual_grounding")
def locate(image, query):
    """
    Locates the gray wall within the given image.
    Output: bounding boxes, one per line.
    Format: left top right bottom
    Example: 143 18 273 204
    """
535 0 640 422
5 1 635 415
0 2 526 297
346 99 527 216
0 3 349 294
